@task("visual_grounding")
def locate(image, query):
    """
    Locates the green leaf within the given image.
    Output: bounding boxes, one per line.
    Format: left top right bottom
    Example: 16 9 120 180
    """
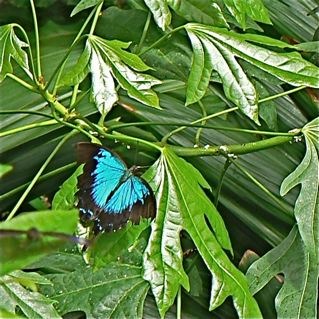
247 226 318 319
0 164 13 178
91 220 150 268
294 41 319 53
144 148 261 318
185 30 214 105
0 24 29 82
186 28 258 122
253 79 278 130
89 36 161 109
187 24 319 88
0 210 79 275
52 166 83 210
0 273 61 319
70 0 101 17
167 0 228 27
9 270 52 288
280 117 319 257
41 259 149 318
223 0 271 29
89 43 119 115
144 0 172 31
58 41 91 87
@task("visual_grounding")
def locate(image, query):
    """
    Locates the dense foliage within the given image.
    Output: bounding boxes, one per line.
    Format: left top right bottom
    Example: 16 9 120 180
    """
0 0 318 318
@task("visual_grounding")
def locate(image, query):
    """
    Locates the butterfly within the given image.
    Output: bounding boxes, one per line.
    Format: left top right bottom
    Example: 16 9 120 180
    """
76 142 156 233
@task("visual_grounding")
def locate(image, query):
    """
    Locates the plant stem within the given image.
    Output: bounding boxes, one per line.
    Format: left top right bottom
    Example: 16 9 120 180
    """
6 130 77 221
89 1 103 35
177 287 182 319
161 107 238 143
0 163 76 202
139 25 186 56
170 135 296 157
0 119 57 137
41 90 68 115
194 100 207 145
102 131 162 152
49 7 96 93
70 84 79 107
135 11 151 54
29 0 41 80
214 159 232 207
6 73 38 93
259 86 307 103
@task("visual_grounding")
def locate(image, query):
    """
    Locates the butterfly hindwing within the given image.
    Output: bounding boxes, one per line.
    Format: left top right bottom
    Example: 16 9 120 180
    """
76 142 156 232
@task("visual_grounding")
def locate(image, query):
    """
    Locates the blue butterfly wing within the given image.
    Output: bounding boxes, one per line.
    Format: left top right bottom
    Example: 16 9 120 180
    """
76 142 156 232
90 148 126 208
105 176 151 213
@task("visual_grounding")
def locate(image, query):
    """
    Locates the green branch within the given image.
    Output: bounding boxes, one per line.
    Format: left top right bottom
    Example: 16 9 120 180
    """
29 0 42 80
6 73 38 93
0 119 57 137
170 135 297 157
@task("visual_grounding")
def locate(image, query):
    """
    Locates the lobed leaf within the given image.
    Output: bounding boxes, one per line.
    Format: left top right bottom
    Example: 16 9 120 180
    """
280 117 319 257
0 24 29 82
144 149 261 318
186 28 258 122
42 260 149 318
247 226 318 319
143 157 190 317
187 24 319 88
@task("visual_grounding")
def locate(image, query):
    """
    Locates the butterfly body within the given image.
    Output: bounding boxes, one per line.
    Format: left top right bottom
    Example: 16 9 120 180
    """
76 142 156 233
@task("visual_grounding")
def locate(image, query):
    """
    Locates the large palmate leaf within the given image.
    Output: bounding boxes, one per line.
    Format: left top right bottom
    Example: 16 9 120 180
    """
247 226 318 319
41 244 149 318
59 36 160 115
186 28 258 123
280 117 319 257
184 23 319 122
0 24 30 82
143 148 261 318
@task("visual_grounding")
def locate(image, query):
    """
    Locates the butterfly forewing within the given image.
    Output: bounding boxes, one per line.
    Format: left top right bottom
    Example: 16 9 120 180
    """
76 142 156 232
